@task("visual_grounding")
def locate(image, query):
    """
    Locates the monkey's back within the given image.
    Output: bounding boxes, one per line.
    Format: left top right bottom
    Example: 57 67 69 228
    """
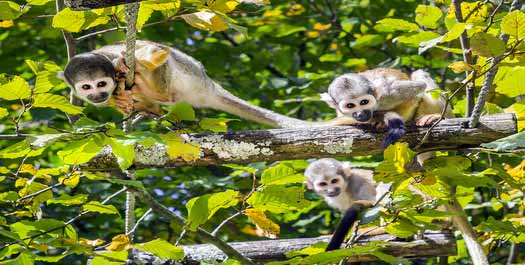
359 68 410 81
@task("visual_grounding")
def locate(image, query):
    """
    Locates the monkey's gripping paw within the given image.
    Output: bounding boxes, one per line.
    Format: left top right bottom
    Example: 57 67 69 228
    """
416 114 442 127
381 118 406 149
113 89 134 115
372 121 387 130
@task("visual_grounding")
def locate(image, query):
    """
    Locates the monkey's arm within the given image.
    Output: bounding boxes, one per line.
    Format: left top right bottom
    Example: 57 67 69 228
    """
377 81 426 110
326 200 374 251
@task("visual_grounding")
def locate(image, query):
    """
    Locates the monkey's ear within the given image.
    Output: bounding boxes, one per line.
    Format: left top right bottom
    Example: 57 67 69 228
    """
305 180 313 189
341 161 352 177
320 93 337 108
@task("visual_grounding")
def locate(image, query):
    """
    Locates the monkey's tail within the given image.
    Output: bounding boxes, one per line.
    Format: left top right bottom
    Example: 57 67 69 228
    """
326 204 362 251
208 82 313 128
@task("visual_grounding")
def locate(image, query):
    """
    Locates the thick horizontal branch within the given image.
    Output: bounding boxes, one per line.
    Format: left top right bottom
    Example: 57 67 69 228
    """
65 0 144 10
127 231 456 264
84 114 517 170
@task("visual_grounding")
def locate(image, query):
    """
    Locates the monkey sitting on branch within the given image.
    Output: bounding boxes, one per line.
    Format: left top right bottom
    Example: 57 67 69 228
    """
321 68 454 148
59 40 314 128
304 158 390 251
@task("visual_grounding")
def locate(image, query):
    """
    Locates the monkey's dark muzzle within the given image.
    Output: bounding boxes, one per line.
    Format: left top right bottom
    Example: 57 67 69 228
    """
326 187 341 197
88 92 110 103
352 110 372 122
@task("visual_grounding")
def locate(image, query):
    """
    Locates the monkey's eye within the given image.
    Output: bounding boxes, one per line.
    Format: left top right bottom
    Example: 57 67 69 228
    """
318 182 327 187
97 81 107 88
346 103 356 108
331 179 339 184
81 84 91 90
360 99 369 105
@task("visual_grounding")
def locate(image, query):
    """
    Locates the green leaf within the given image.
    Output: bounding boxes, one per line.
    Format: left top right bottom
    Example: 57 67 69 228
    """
247 185 310 213
186 190 239 231
27 0 54 5
27 133 68 150
222 164 258 174
0 141 44 159
34 71 61 94
90 250 127 265
0 244 23 260
1 250 34 265
106 178 145 189
52 8 110 33
0 1 22 20
385 218 419 238
108 138 135 170
199 117 233 132
134 239 184 260
440 22 467 42
424 156 471 171
415 5 442 29
500 10 525 40
375 142 415 184
470 32 505 57
57 134 105 165
374 18 419 32
137 1 180 30
495 67 525 98
82 201 120 216
395 31 440 47
47 194 88 206
0 76 31 100
260 164 304 185
166 101 195 121
33 93 84 114
351 34 384 49
319 53 342 62
275 24 306 37
182 11 228 32
10 218 77 241
481 131 525 151
0 107 8 119
35 254 66 262
19 181 53 206
0 191 19 203
162 133 200 162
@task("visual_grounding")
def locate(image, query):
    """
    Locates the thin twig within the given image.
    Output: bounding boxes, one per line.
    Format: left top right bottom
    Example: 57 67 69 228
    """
211 211 244 236
131 187 255 265
126 208 152 236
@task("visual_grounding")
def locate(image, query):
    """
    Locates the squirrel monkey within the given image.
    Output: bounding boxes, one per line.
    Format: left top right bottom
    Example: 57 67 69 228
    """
59 40 312 128
320 68 453 147
304 158 389 251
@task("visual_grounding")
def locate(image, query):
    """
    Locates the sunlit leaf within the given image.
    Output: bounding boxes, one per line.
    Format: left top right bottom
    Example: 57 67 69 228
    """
247 185 310 213
415 5 442 29
90 250 127 265
395 31 440 47
47 194 88 206
34 71 62 94
245 208 280 237
470 32 505 57
0 76 31 100
82 201 120 216
162 133 200 162
134 239 184 260
208 0 239 13
182 11 228 32
448 61 477 73
375 18 419 32
501 10 525 40
495 67 525 97
52 8 110 33
58 172 81 188
0 1 22 20
186 190 239 231
108 138 135 170
57 134 105 165
260 163 304 185
33 93 83 114
105 234 130 251
166 101 195 121
0 141 44 159
0 107 8 119
199 117 233 132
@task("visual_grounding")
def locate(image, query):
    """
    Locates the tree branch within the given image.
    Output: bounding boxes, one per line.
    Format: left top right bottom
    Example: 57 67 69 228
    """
131 187 255 265
65 0 145 10
81 114 516 170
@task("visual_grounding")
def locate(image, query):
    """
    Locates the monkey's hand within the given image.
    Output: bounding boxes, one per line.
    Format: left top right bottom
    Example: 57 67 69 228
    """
112 88 134 115
416 114 442 126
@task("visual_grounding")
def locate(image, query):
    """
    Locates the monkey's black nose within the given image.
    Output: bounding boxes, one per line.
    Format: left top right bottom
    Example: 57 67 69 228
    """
352 110 372 122
327 187 341 197
88 92 109 103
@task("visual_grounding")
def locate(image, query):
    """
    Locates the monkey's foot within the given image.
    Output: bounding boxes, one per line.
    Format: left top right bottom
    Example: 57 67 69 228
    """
113 89 134 115
416 114 442 126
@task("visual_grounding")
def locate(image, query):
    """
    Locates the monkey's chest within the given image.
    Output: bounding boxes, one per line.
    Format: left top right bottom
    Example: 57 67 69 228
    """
325 195 353 212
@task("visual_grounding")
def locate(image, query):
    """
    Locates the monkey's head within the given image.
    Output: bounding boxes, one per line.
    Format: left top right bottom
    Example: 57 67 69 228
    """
60 53 117 106
320 74 378 123
304 158 351 198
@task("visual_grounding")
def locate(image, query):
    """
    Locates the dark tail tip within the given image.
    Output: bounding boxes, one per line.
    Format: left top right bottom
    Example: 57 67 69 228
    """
325 205 361 251
381 118 406 148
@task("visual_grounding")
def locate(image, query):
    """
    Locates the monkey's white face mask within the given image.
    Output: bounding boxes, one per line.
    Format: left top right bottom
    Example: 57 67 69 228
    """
309 175 346 197
321 93 378 123
74 77 116 106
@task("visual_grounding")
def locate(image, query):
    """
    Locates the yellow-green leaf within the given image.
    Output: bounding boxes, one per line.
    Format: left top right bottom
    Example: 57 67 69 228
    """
57 134 105 165
137 1 180 30
246 185 310 213
47 194 88 206
105 234 130 251
260 164 304 185
134 239 184 260
186 190 239 231
501 10 525 40
245 208 280 237
208 0 239 13
375 18 419 32
166 101 195 121
108 138 135 170
448 61 476 74
33 93 84 114
83 201 120 216
415 5 442 29
470 32 505 57
0 107 7 119
52 8 110 33
162 134 200 162
0 76 31 100
395 31 440 47
0 1 22 20
495 67 525 97
91 250 127 265
505 102 525 132
34 71 61 94
182 11 228 32
58 173 81 188
0 141 44 159
440 22 467 43
199 117 233 132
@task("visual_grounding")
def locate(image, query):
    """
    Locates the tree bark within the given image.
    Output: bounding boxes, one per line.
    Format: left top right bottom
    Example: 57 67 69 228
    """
65 0 143 10
84 113 517 170
125 231 456 264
